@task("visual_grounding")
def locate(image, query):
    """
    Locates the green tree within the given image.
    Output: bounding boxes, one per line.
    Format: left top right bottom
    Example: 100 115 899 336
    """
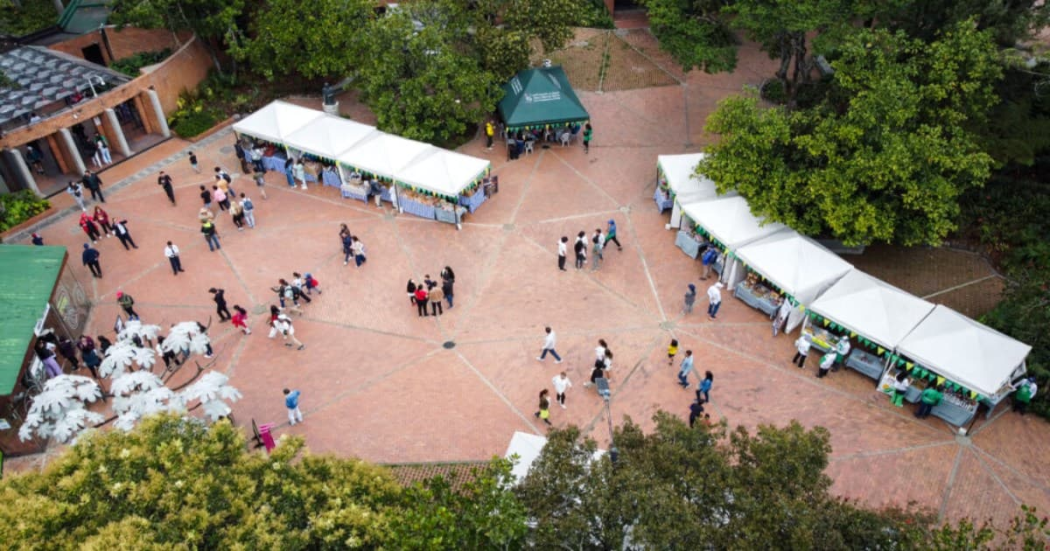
357 1 500 145
874 0 1050 46
475 0 585 54
701 22 1001 245
635 0 738 73
234 0 374 81
109 0 244 76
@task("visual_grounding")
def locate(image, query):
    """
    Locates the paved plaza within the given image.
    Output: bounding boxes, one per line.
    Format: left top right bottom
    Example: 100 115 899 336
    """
7 43 1050 530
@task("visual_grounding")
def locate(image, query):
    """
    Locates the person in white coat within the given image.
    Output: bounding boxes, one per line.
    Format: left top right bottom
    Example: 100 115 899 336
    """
274 313 305 350
834 336 851 371
792 335 811 368
552 372 573 408
707 282 724 319
537 326 562 363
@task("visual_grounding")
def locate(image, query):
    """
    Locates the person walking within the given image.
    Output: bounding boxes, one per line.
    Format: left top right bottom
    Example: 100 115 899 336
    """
79 213 101 243
272 279 305 313
274 313 305 350
198 207 215 226
231 305 251 335
31 233 44 246
156 336 183 370
590 229 604 271
290 274 312 304
239 194 256 228
67 181 87 211
440 276 454 309
683 284 696 315
303 273 321 296
817 352 835 378
587 360 606 390
164 241 184 275
98 141 112 165
916 385 943 419
351 237 367 267
534 389 553 426
552 372 572 409
573 231 587 270
582 123 593 154
341 229 354 266
82 170 105 203
158 171 176 205
213 185 229 212
253 169 269 199
429 285 444 316
93 206 113 238
201 219 221 252
688 401 705 429
284 388 304 425
189 150 200 173
200 185 213 211
112 219 139 250
706 282 723 319
117 291 139 320
698 370 714 403
229 198 245 230
605 219 622 251
792 335 811 368
209 288 232 322
667 339 678 366
557 236 568 271
82 243 102 278
414 285 429 317
677 350 695 388
77 336 102 379
537 327 562 363
215 166 235 195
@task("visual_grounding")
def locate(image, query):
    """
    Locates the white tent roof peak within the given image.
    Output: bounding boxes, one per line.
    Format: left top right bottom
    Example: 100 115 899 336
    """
809 270 935 349
735 231 853 305
680 196 788 250
897 305 1031 397
284 116 378 159
395 149 490 196
658 153 720 199
337 133 436 180
232 100 325 143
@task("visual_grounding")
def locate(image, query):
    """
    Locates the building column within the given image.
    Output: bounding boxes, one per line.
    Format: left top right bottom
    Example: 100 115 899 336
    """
2 148 41 195
103 108 132 157
58 127 86 176
133 94 154 134
146 88 170 138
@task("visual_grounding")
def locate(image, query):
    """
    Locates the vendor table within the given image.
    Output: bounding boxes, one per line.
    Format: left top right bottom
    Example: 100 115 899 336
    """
434 207 467 225
341 182 369 203
845 349 883 380
675 230 702 259
931 395 978 426
399 197 437 220
654 188 673 212
802 325 840 353
322 168 341 188
733 280 780 318
459 190 487 213
261 155 285 172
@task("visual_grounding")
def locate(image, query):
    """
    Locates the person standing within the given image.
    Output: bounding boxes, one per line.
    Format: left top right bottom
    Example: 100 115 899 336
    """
82 170 105 203
1012 377 1037 415
552 372 572 408
112 219 139 250
700 247 718 281
284 388 304 425
429 285 444 316
231 305 251 335
79 213 101 243
117 291 139 320
582 123 593 154
201 219 220 252
82 243 102 278
93 206 113 238
833 336 851 372
441 276 454 309
77 336 102 379
239 194 256 228
67 181 87 211
31 233 44 246
916 385 943 419
57 336 80 371
537 327 562 363
213 185 229 212
698 371 714 402
407 279 418 306
209 288 232 322
605 219 623 251
98 141 112 165
200 185 213 211
189 150 200 173
251 147 264 173
573 231 587 270
485 120 494 150
772 299 790 337
683 284 696 314
688 401 705 429
706 282 723 319
294 159 307 190
677 350 695 388
215 166 234 194
341 229 354 266
558 236 568 271
590 229 604 271
229 198 245 231
158 171 176 205
891 371 911 408
351 237 367 267
534 389 553 426
792 335 811 368
253 169 268 199
817 352 835 378
667 339 678 366
284 158 296 188
414 285 429 317
164 241 184 275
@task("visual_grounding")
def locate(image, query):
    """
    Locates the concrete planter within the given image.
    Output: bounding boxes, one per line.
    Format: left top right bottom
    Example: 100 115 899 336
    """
187 117 235 143
0 204 56 244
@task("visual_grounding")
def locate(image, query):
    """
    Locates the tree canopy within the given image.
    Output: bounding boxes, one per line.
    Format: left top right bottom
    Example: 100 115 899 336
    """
109 0 244 74
635 0 738 73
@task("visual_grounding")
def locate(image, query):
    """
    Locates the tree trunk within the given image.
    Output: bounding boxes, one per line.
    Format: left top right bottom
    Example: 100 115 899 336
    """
793 32 808 85
775 33 791 82
51 0 64 16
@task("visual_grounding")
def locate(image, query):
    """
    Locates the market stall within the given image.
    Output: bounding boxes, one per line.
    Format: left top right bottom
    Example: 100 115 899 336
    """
733 231 853 327
677 196 787 288
889 305 1031 425
655 154 721 223
336 133 434 205
498 66 590 134
804 271 935 380
283 116 378 188
232 101 325 171
393 149 491 223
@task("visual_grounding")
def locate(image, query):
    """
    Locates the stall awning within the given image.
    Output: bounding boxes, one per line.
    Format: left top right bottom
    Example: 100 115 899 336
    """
394 149 491 197
680 196 788 250
896 305 1031 398
809 270 935 350
657 154 720 199
498 66 590 128
283 116 378 161
337 133 436 181
232 100 325 144
734 231 853 306
0 246 65 395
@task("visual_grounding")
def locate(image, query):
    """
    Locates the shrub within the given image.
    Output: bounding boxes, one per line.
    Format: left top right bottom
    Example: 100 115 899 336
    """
0 190 50 232
171 108 222 138
109 49 172 77
0 0 56 37
760 78 787 104
576 0 614 29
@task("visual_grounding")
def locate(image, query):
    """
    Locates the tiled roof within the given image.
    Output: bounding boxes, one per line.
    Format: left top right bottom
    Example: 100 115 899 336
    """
386 461 488 490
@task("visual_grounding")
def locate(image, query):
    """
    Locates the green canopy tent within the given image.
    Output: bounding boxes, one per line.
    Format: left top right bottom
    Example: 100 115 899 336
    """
498 66 590 131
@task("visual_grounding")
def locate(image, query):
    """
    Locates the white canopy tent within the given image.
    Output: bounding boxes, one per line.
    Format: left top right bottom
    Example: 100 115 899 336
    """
394 149 491 198
657 154 723 227
283 116 378 161
897 305 1031 400
337 133 436 181
808 270 935 351
504 431 606 484
232 100 325 145
679 196 788 288
734 231 853 332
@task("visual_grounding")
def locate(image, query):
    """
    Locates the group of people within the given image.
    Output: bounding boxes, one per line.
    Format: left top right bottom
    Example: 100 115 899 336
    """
31 329 110 383
77 206 137 278
406 267 455 317
790 333 851 380
339 224 368 267
501 122 593 160
557 220 623 272
534 330 617 424
66 170 106 211
682 281 724 319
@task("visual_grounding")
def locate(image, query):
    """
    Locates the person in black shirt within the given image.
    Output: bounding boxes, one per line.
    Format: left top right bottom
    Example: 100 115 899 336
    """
209 287 232 321
81 243 102 278
158 171 176 205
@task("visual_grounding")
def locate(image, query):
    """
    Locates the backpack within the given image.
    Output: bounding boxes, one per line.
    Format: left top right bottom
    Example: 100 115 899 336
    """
243 198 253 211
702 249 717 265
222 172 232 183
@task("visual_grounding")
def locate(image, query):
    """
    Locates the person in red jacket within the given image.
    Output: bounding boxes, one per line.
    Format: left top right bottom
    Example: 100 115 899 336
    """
414 286 429 317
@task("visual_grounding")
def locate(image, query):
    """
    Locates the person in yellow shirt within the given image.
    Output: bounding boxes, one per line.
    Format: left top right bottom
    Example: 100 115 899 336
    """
667 339 679 365
485 121 494 150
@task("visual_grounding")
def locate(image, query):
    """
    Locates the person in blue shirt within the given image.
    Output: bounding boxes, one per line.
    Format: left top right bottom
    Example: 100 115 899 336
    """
677 350 695 388
698 371 713 403
283 388 304 425
82 243 102 278
606 219 622 251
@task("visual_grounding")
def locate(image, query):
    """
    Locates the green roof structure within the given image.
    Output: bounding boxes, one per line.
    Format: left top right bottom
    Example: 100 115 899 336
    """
0 245 66 396
497 66 590 129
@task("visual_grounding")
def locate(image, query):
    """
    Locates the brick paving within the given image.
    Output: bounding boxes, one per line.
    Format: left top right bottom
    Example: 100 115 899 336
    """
4 42 1045 531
